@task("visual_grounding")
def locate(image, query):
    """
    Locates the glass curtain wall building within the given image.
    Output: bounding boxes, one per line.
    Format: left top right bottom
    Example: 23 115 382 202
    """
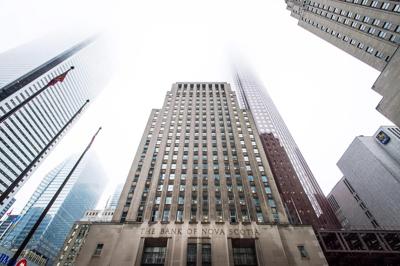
233 67 340 229
0 153 106 265
105 184 123 209
0 33 112 213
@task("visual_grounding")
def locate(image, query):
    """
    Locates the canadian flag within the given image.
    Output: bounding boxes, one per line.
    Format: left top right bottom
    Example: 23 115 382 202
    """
47 66 74 86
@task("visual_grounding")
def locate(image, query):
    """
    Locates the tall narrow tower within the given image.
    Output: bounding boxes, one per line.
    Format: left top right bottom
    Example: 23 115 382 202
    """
233 67 340 229
69 82 327 266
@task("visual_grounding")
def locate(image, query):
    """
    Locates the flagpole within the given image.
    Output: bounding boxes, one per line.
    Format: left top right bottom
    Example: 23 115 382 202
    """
7 127 102 266
0 99 89 205
0 66 74 124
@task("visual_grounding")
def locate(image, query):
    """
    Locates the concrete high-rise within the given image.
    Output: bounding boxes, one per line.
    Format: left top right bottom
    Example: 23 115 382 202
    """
327 126 400 229
0 33 111 213
234 68 340 229
67 82 327 265
285 0 400 126
0 154 106 265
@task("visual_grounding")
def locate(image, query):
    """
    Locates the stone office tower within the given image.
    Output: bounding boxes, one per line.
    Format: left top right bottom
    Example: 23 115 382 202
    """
70 83 327 266
285 0 400 126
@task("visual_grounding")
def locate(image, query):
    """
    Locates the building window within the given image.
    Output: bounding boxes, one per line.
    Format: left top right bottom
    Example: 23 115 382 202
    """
93 243 103 256
232 239 257 266
162 209 170 222
141 238 168 265
151 209 159 222
187 243 197 266
176 210 184 222
371 0 379 7
383 22 392 29
202 243 211 266
378 31 387 38
381 2 390 10
256 212 264 223
297 245 309 258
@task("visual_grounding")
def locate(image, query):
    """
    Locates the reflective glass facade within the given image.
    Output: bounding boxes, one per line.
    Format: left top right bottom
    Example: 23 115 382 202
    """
0 34 111 211
0 154 106 265
233 68 340 228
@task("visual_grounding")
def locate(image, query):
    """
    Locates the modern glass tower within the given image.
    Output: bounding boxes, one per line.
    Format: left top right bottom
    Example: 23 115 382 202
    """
105 184 123 209
285 0 400 126
233 67 340 229
0 198 15 218
65 82 328 265
0 33 112 213
0 153 106 265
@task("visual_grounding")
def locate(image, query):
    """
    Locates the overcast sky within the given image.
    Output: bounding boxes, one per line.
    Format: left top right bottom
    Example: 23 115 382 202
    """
1 0 391 213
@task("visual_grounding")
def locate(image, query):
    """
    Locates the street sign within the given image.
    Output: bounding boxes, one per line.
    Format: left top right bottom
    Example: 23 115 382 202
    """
16 258 27 266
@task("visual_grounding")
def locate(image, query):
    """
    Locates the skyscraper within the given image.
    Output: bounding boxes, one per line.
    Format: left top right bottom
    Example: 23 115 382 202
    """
0 33 112 212
233 68 340 229
0 154 106 265
285 0 400 126
0 215 19 240
328 126 400 229
68 82 327 265
105 184 123 209
0 198 15 219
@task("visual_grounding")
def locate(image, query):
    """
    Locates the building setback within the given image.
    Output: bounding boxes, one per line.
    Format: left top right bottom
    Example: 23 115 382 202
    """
0 154 106 265
285 0 400 126
0 33 111 213
68 82 327 266
328 126 400 229
234 68 340 229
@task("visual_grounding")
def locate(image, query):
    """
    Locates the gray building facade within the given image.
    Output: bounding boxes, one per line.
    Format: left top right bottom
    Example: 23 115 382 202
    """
66 82 327 266
328 126 400 229
285 0 400 126
0 33 112 213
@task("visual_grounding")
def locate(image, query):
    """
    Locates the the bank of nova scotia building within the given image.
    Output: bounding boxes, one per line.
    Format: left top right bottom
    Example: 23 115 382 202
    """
72 83 327 265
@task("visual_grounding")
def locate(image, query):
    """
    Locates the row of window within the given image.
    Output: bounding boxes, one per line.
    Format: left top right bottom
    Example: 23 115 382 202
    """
307 3 400 45
177 83 225 90
303 17 391 61
343 0 400 13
